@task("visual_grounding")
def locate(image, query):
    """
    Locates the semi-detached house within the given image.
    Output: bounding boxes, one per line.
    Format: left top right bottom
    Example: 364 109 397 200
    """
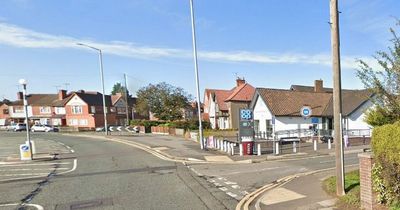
203 78 255 129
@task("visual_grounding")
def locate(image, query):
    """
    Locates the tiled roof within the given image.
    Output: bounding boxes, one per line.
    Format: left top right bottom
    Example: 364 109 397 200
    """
214 89 233 111
11 94 59 106
74 92 112 106
256 88 373 117
225 83 255 102
290 85 333 93
257 88 332 116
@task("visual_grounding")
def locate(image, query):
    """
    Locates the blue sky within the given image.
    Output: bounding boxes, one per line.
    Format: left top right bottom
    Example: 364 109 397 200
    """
0 0 398 100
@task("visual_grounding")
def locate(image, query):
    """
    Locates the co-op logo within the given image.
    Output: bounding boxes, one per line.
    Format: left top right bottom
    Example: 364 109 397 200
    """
300 106 312 118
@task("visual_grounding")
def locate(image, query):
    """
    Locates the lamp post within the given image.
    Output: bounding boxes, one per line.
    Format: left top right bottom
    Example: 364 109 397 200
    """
189 0 204 150
77 43 108 135
19 79 33 160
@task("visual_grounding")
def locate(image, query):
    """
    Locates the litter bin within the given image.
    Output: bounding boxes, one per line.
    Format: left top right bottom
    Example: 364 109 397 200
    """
241 141 254 155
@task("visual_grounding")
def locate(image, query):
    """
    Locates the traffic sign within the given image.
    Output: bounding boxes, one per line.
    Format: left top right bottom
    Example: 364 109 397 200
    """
300 106 312 118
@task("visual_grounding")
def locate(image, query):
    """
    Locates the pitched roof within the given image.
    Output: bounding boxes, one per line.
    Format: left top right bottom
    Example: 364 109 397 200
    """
322 89 373 116
290 85 333 93
214 89 233 111
256 88 373 117
257 88 332 117
73 92 112 106
225 83 255 102
11 94 59 106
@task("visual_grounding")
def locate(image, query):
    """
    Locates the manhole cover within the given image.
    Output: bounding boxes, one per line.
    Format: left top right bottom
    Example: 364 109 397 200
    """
55 198 113 210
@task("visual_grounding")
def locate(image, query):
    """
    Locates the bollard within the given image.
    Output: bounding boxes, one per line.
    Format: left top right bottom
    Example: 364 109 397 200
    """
224 141 227 152
216 139 220 149
239 143 243 156
257 143 261 156
328 139 332 150
313 139 318 151
231 143 234 156
275 141 280 155
227 142 231 154
293 141 297 153
221 141 224 151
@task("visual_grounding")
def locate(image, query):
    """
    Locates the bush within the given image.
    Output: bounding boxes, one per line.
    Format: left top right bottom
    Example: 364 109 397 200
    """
372 121 400 206
130 119 210 132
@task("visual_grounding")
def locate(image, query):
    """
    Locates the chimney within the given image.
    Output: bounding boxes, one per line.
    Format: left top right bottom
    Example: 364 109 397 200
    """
78 90 85 93
314 80 324 92
58 89 67 100
17 92 23 100
236 77 246 87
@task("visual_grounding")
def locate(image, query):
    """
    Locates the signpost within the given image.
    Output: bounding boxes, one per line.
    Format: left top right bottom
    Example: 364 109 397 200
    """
239 109 254 155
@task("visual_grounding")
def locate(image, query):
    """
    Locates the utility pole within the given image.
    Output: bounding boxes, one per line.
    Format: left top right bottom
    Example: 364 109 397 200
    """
189 0 204 150
330 0 345 196
124 73 130 126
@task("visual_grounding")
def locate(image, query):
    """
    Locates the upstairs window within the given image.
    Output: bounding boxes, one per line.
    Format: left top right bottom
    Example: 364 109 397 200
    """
40 106 51 114
71 106 83 114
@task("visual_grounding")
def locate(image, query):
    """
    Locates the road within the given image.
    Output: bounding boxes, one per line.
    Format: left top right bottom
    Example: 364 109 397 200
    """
0 133 235 210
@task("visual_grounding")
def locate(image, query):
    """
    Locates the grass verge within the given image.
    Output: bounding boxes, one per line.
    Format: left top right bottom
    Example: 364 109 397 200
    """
323 170 360 209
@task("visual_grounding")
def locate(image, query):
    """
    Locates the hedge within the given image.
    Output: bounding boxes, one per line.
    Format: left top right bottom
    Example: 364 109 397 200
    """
130 119 210 132
371 121 400 206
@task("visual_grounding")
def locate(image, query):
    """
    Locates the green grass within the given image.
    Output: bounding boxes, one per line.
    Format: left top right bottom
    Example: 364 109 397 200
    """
323 170 361 209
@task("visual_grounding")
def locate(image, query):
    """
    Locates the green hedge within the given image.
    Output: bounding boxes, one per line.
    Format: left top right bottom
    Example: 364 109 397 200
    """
130 119 211 132
372 121 400 206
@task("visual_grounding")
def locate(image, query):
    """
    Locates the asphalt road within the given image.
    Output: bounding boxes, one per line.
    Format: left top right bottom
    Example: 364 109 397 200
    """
0 133 235 210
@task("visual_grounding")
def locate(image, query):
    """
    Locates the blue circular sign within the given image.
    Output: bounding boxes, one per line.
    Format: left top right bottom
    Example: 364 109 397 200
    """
21 145 29 151
300 106 312 118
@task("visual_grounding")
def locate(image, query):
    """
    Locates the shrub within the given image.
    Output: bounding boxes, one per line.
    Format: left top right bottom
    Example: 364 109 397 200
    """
371 121 400 206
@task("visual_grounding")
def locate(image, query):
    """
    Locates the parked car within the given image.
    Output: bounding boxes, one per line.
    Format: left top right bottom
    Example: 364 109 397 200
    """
31 124 54 132
6 123 16 131
14 123 27 132
320 135 334 143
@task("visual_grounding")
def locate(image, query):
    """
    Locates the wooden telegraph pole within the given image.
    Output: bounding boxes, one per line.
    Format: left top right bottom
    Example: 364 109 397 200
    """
330 0 345 196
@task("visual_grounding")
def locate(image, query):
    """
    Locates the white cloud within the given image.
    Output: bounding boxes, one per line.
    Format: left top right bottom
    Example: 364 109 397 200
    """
0 22 380 70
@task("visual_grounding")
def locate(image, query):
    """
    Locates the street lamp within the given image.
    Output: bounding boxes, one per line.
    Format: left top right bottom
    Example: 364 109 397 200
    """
76 43 108 135
19 79 33 160
189 0 204 150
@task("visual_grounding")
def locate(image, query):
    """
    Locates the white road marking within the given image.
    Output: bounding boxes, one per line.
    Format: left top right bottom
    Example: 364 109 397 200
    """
232 185 240 189
57 159 77 175
70 149 75 153
218 166 288 176
226 192 238 198
225 181 237 185
0 203 44 210
0 173 49 177
320 157 358 164
219 187 228 191
0 168 69 171
0 162 71 167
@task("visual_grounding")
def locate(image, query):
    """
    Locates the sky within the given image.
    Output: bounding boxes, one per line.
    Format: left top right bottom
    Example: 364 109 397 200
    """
0 0 398 101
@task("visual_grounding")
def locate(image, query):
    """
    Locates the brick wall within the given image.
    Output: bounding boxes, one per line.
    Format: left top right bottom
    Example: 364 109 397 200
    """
358 152 374 210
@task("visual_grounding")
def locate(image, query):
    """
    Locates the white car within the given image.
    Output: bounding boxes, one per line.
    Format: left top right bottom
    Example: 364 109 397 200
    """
31 124 54 132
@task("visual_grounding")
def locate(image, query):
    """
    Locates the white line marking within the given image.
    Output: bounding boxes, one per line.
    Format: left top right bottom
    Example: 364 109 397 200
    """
232 185 240 189
0 162 71 167
70 149 75 153
0 173 49 177
225 181 237 185
57 159 77 175
226 192 238 198
219 187 228 191
0 168 69 171
0 203 44 210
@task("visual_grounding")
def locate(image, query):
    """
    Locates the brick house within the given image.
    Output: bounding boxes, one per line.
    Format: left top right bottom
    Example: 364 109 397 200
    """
203 78 255 129
7 90 69 126
0 100 11 126
111 93 137 125
64 90 116 128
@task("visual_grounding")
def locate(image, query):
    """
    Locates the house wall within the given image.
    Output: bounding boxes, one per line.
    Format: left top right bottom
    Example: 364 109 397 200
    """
0 104 10 125
228 101 250 129
218 115 230 129
9 105 33 118
253 95 273 133
209 94 217 129
345 100 373 130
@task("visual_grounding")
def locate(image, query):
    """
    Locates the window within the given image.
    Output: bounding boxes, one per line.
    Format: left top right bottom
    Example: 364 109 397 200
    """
254 120 260 133
69 119 78 125
266 120 273 137
55 107 65 114
79 119 88 126
14 106 24 113
117 107 126 114
2 109 9 114
40 106 51 114
71 106 83 114
91 106 96 114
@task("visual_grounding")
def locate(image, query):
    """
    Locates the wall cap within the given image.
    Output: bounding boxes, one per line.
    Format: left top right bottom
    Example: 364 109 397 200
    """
358 152 374 159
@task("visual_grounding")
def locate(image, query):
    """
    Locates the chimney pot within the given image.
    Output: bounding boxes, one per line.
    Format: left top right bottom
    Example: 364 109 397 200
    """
236 77 246 87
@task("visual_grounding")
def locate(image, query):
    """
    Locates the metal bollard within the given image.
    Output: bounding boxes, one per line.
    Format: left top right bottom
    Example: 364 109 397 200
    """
257 143 261 156
313 139 317 151
293 141 297 153
231 143 234 156
221 140 224 151
275 141 280 155
328 139 332 150
239 143 243 156
227 142 231 154
216 139 220 149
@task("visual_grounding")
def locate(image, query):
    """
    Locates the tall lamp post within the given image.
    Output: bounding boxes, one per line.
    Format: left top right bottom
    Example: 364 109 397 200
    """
77 43 108 135
189 0 204 150
19 79 33 160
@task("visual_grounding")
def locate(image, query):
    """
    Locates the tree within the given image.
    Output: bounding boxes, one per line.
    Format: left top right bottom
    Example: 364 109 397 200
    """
357 20 400 126
136 82 192 121
111 82 128 95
